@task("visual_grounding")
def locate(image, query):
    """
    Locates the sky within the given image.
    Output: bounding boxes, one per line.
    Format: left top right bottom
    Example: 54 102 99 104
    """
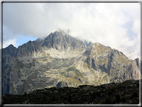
2 2 141 60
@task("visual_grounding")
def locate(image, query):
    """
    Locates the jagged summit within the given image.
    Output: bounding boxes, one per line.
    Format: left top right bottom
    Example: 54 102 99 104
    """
3 44 16 50
94 42 101 46
3 30 87 57
3 44 17 57
39 30 87 50
8 44 16 48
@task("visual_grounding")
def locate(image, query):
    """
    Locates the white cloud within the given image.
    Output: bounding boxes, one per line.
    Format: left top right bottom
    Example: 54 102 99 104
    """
3 3 140 60
132 19 140 35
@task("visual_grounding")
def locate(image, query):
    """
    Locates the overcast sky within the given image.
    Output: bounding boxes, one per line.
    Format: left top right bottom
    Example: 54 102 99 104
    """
2 2 140 60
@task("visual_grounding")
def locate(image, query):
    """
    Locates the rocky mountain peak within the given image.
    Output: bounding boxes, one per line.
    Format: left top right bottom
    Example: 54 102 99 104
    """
54 30 66 36
3 44 17 57
94 42 101 46
8 44 16 48
41 30 87 50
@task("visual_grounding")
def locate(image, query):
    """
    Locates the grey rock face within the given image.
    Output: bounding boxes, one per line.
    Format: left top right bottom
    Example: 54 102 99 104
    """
135 58 139 68
83 43 140 83
3 44 17 57
56 81 68 88
40 31 87 50
14 41 42 57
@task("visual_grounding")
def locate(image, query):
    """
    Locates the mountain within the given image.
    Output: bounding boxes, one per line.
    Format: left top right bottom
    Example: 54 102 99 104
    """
2 30 140 95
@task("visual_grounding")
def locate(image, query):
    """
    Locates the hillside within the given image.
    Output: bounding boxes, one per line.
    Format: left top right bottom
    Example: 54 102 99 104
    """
2 79 140 104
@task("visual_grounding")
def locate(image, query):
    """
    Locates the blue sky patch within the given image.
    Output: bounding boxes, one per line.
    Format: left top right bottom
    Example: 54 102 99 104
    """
16 34 38 47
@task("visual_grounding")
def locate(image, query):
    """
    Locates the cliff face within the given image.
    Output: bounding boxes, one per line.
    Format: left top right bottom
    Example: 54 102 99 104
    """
14 41 42 57
83 43 140 83
2 30 140 95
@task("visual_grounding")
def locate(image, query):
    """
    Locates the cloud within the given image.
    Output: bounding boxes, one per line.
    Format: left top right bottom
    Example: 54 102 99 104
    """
132 19 140 35
3 3 140 60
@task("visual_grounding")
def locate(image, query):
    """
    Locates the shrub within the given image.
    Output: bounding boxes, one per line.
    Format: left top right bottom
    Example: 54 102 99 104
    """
115 94 121 102
131 92 138 98
121 97 127 102
105 98 112 104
